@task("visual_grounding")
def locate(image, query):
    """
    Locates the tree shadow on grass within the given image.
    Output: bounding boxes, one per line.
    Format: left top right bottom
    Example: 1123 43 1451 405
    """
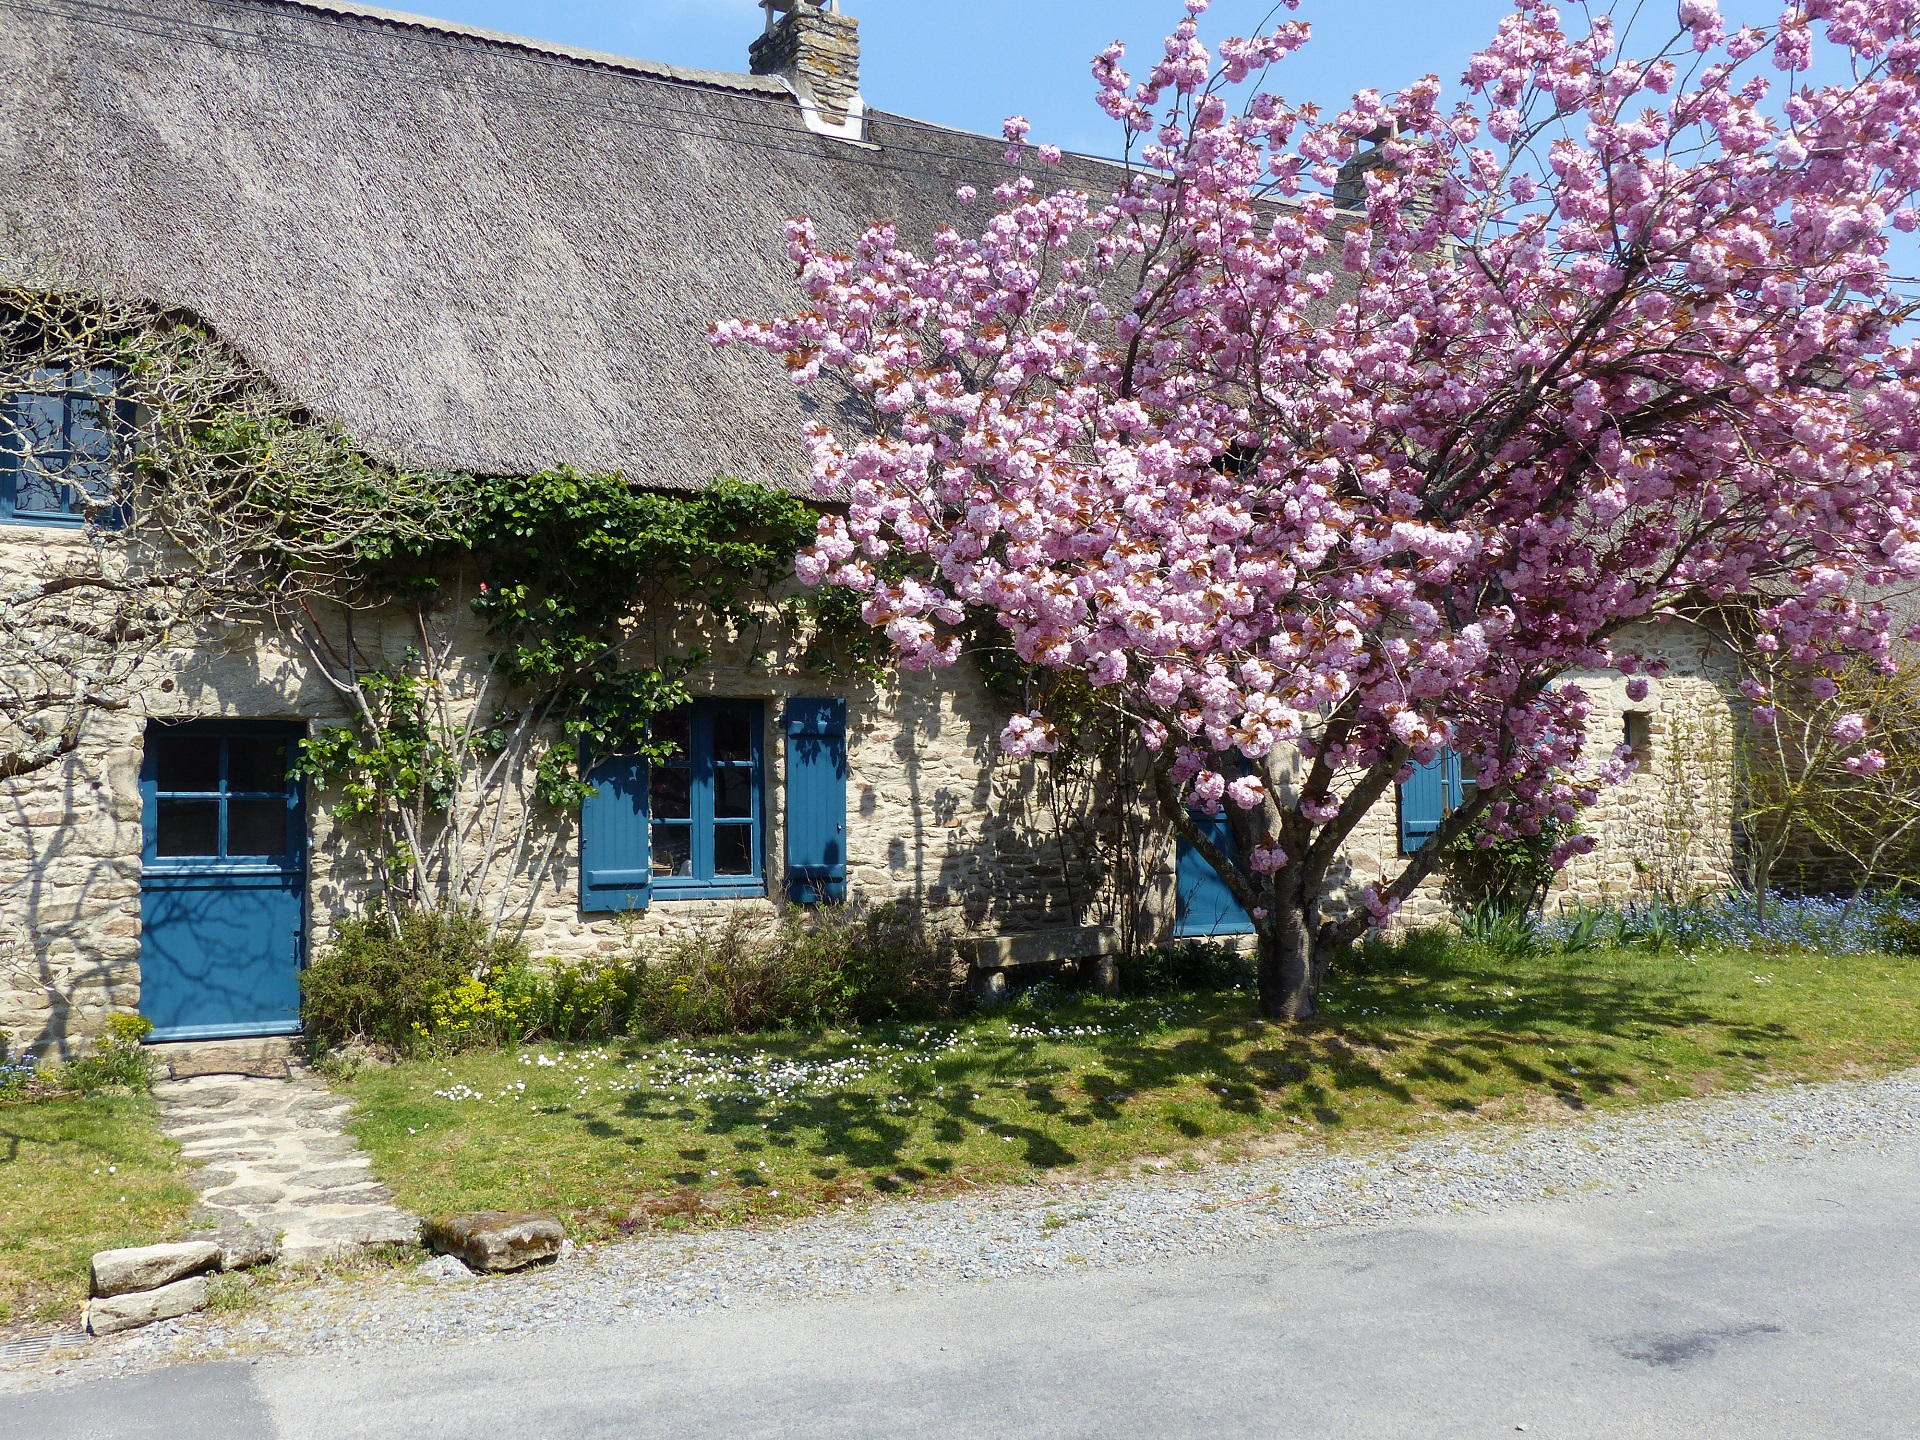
561 946 1788 1195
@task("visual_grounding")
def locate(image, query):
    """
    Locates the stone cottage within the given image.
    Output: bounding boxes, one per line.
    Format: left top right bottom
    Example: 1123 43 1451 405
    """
0 0 1735 1057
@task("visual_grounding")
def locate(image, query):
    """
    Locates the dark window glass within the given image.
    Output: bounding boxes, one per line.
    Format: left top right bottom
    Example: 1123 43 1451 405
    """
714 768 752 820
652 709 691 761
227 799 289 857
156 737 221 793
68 391 114 458
1624 711 1652 758
227 739 289 794
651 767 692 820
652 825 692 878
4 371 120 522
712 710 752 763
17 391 63 450
713 825 752 876
155 799 220 857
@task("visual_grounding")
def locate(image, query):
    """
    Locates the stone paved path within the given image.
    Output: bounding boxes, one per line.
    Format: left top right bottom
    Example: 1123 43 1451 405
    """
154 1073 419 1265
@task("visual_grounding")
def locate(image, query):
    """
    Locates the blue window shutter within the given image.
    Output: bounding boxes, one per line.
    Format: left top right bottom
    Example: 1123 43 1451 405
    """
0 388 18 522
1399 751 1448 853
580 754 650 913
1399 748 1468 854
784 698 848 903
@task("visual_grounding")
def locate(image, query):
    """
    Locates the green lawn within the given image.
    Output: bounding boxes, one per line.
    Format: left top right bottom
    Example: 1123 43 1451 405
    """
0 1094 193 1325
335 941 1920 1235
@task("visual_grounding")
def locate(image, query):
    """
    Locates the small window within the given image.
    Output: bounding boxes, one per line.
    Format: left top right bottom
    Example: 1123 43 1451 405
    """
1398 748 1466 855
585 700 765 903
146 729 299 863
1 368 124 527
1623 711 1652 762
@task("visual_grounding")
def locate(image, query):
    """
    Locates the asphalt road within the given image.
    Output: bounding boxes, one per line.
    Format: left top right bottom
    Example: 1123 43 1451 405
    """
9 1135 1919 1440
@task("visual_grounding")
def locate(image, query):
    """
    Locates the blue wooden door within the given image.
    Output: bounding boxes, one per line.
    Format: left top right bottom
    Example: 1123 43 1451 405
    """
139 724 306 1041
1175 811 1255 938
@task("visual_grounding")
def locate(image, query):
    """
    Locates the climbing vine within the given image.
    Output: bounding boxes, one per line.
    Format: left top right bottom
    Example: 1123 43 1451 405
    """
291 468 872 924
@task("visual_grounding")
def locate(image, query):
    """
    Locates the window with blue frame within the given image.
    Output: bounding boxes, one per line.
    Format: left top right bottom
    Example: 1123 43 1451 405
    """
580 700 766 910
0 367 124 527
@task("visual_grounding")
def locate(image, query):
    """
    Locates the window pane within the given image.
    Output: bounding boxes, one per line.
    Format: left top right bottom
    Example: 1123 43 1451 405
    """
14 460 75 517
155 799 219 856
712 709 752 763
650 767 692 820
228 739 289 793
714 767 752 819
713 825 753 876
62 457 112 508
652 824 692 878
16 392 64 450
67 393 114 460
652 709 691 761
227 799 290 857
156 736 221 793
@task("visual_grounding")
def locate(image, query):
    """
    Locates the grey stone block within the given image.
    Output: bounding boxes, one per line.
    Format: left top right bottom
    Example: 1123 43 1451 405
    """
86 1275 211 1334
90 1241 222 1299
423 1212 565 1273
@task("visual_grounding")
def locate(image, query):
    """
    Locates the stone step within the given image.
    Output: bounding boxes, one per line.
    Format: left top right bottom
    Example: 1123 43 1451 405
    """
145 1037 303 1080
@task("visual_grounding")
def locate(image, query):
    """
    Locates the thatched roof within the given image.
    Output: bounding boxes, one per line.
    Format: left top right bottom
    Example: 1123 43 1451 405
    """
0 0 1111 492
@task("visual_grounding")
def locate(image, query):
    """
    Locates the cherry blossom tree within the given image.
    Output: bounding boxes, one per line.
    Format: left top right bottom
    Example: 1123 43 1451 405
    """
719 0 1920 1020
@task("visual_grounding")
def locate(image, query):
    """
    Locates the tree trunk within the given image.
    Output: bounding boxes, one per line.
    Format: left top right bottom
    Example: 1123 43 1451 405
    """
1256 901 1320 1022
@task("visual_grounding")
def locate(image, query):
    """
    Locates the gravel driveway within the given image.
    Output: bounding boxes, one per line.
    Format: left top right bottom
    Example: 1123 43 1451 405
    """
9 1067 1920 1393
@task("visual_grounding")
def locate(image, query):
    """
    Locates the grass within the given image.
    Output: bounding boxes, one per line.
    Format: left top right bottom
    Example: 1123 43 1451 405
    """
334 941 1920 1239
0 1093 194 1325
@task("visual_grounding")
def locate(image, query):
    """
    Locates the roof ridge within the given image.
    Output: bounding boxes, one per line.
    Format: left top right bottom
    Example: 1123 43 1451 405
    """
264 0 794 96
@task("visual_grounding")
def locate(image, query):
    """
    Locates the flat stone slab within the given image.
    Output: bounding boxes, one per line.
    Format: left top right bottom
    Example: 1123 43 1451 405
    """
146 1038 298 1081
86 1275 210 1335
90 1241 222 1298
423 1212 565 1273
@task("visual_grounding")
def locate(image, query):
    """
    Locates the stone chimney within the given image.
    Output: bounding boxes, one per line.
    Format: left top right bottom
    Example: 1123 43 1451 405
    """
1333 125 1397 212
752 1 865 141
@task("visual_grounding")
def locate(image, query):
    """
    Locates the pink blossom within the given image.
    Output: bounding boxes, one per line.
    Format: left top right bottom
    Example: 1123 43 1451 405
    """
999 713 1058 757
1227 775 1267 810
1831 713 1870 744
1625 678 1650 703
1846 749 1888 776
1248 844 1290 874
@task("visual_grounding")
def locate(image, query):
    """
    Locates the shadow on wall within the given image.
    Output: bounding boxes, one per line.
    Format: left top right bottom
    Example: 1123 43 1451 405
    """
0 723 142 1060
881 672 1109 937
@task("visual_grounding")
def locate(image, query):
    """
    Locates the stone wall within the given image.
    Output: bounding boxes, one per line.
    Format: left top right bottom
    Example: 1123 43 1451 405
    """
0 531 1103 1056
0 519 1738 1060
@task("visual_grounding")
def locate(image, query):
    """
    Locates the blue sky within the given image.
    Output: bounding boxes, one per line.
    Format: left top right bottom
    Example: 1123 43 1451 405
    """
413 0 1528 154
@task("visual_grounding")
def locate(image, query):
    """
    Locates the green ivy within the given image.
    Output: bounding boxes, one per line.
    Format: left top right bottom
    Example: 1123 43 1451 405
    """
295 468 878 896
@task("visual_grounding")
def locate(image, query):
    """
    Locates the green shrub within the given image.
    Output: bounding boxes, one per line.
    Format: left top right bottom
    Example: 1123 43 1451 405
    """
302 909 531 1054
1120 940 1255 995
1878 910 1920 955
625 903 960 1039
519 959 635 1044
62 1014 153 1093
